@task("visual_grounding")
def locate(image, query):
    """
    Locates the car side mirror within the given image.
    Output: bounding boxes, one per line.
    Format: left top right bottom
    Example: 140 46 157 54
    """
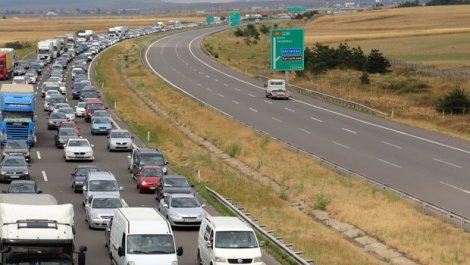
205 241 212 249
38 190 43 194
118 246 125 257
131 136 134 139
82 186 87 191
176 246 183 256
165 162 169 165
259 241 265 247
119 186 124 191
201 204 206 208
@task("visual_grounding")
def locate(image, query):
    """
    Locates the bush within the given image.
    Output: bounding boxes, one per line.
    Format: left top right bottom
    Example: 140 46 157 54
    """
397 0 420 7
226 142 242 157
234 28 244 37
4 41 32 49
436 88 470 114
365 49 391 74
259 24 270 35
360 72 370 84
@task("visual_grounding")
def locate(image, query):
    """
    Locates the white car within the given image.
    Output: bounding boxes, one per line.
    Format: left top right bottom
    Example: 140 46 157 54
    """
57 107 76 121
12 76 27 84
45 90 60 101
75 102 86 117
24 73 37 84
64 138 94 162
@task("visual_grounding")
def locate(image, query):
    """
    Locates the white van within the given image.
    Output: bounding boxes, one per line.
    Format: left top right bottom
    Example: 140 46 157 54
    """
264 79 290 99
197 215 265 265
109 207 183 265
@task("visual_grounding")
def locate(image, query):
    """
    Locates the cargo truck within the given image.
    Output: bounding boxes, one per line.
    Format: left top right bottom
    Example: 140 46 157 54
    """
66 33 76 49
0 50 14 81
55 35 68 54
37 40 54 63
0 84 36 146
0 194 87 265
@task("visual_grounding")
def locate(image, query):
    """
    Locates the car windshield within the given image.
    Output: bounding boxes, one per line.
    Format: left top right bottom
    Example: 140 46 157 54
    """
49 97 66 104
127 235 175 255
110 131 130 138
5 141 28 149
88 180 118 191
171 197 200 208
76 167 98 175
140 154 164 165
93 117 110 124
163 178 189 187
50 113 66 119
86 103 105 110
214 231 258 249
8 183 35 193
47 91 60 96
92 197 121 208
3 157 27 166
59 108 74 114
142 168 163 177
59 129 77 136
77 102 87 108
67 140 89 147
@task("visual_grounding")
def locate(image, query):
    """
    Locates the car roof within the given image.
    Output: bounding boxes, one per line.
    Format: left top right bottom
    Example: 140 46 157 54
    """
76 165 98 169
136 148 162 154
87 171 116 179
169 193 196 199
9 180 36 185
163 175 187 180
85 99 103 103
90 194 121 199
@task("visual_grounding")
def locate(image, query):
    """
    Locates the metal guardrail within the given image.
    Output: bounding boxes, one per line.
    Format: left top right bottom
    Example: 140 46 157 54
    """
255 75 389 117
206 187 315 265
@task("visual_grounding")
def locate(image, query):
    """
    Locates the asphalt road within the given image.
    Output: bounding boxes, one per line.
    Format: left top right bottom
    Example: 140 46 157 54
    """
0 43 279 265
144 26 470 219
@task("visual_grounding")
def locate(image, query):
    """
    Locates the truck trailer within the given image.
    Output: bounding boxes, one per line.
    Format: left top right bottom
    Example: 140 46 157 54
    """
0 84 36 146
66 34 76 49
0 196 87 265
0 50 14 81
37 40 54 63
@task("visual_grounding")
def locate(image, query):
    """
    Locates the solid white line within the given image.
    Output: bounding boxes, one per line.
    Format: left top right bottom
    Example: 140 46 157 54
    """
36 151 41 160
217 93 224 97
381 141 403 150
434 158 462 169
42 171 48 182
264 100 273 104
440 181 470 194
271 117 282 123
299 128 312 134
232 100 239 104
342 128 357 134
310 116 323 122
185 33 470 155
332 141 350 149
248 93 255 98
249 108 258 112
285 108 295 112
378 158 402 169
121 199 129 207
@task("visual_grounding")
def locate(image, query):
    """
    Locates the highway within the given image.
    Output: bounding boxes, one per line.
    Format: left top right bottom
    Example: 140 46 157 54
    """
0 37 279 265
144 26 470 219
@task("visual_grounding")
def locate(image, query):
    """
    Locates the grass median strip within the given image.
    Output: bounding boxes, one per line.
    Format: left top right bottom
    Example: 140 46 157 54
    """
95 33 470 265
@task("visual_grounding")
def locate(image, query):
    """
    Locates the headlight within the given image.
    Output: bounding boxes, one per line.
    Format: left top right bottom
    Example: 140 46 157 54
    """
48 120 54 124
75 181 83 184
91 213 100 220
66 151 73 155
169 212 182 219
141 181 147 186
22 171 29 174
59 139 65 143
163 192 170 197
214 257 227 263
162 167 168 173
1 171 6 175
253 257 262 262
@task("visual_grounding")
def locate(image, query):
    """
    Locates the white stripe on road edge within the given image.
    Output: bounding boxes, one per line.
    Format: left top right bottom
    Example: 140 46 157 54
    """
440 181 470 194
223 83 229 87
36 151 41 160
342 128 357 134
310 116 323 122
285 108 295 112
234 88 241 91
249 108 258 113
110 118 138 149
217 93 224 97
434 158 462 169
232 100 239 104
378 158 401 169
42 171 48 182
381 141 403 150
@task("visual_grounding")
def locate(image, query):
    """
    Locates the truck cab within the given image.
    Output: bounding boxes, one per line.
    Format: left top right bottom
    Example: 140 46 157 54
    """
264 79 291 99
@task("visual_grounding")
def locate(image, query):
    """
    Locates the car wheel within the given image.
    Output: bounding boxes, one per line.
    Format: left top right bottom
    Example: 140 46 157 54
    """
197 250 202 265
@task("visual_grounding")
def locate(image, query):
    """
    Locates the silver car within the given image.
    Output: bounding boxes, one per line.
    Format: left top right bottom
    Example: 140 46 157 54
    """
159 193 205 228
85 194 124 229
107 129 133 151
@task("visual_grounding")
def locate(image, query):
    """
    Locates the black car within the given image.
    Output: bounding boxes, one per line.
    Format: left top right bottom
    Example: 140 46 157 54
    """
71 165 98 192
72 81 91 99
154 175 193 201
3 180 41 194
2 140 30 162
0 155 30 182
55 127 79 148
47 112 67 130
128 148 169 178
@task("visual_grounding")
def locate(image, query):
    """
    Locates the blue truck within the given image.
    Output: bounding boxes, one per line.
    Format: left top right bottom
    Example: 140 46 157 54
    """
0 84 36 146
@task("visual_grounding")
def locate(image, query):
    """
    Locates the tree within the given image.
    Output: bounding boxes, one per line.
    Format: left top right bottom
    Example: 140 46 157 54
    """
365 49 390 74
436 88 470 114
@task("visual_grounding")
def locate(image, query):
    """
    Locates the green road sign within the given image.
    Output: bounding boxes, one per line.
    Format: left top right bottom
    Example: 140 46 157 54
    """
229 12 241 28
270 28 304 71
206 16 215 25
287 7 306 13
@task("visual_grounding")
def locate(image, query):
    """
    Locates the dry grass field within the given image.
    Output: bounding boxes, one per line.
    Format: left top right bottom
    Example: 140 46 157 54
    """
0 16 204 45
94 33 470 265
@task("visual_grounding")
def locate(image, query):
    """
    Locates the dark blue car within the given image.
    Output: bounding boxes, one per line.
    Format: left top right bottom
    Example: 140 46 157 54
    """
71 165 98 193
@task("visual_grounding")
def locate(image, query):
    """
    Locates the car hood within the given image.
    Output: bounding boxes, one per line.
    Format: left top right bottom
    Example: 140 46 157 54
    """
171 207 203 217
66 147 92 152
162 186 192 195
92 123 112 128
4 148 29 155
139 177 159 184
0 166 28 172
50 118 67 123
90 207 118 216
212 248 262 259
110 137 131 143
126 254 177 265
73 175 87 182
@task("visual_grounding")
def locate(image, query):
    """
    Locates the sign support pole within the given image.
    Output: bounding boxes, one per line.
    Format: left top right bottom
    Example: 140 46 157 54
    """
284 71 289 84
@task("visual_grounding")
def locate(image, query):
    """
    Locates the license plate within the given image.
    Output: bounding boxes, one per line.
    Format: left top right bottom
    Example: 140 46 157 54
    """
149 187 156 190
10 176 20 179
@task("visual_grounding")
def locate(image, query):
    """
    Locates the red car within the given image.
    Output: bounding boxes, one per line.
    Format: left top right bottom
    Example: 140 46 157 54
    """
84 99 106 122
136 165 164 193
58 121 80 135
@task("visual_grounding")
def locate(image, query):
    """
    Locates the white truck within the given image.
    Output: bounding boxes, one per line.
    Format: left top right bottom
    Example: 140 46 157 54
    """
37 40 54 63
44 39 60 59
264 79 291 99
0 195 87 265
55 35 68 54
66 34 76 49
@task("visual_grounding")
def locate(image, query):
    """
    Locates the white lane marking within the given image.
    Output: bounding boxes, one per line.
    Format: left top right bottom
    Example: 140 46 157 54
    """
205 75 210 78
232 100 239 104
264 100 273 104
110 117 138 149
378 158 402 169
249 107 258 113
285 108 295 112
197 83 202 87
36 151 41 160
434 158 462 169
121 199 129 207
42 171 48 182
248 93 255 98
333 141 350 149
272 117 282 123
234 88 240 91
198 71 203 74
206 87 212 91
382 141 403 150
310 116 323 122
214 79 218 82
184 34 470 155
299 128 312 134
342 128 357 134
440 181 470 194
223 83 229 87
217 93 224 97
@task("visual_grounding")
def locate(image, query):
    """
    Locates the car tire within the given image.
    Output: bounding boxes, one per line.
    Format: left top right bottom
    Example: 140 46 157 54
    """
197 250 202 265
